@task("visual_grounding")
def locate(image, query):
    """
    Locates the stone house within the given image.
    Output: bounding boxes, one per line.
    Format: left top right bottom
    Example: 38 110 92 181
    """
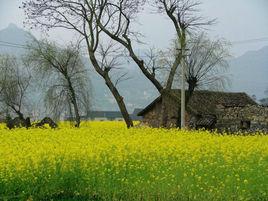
216 105 268 132
137 89 268 132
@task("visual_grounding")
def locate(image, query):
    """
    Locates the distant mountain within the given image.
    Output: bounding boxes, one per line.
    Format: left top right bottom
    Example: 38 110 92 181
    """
229 46 268 100
0 24 267 111
0 23 34 56
0 24 158 112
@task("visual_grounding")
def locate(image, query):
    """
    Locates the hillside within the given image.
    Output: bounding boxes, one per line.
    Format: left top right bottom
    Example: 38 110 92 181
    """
0 24 158 112
229 46 268 99
0 23 33 56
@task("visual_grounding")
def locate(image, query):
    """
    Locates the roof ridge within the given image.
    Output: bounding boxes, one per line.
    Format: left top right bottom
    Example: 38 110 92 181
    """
169 89 248 94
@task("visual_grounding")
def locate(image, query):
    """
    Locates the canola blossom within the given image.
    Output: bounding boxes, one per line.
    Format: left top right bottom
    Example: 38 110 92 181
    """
0 122 267 201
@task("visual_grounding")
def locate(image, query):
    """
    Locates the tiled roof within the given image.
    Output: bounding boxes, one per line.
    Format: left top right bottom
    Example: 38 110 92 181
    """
138 89 257 116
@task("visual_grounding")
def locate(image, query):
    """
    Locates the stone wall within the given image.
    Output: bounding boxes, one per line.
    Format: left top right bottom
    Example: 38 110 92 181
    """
142 100 163 127
142 96 268 132
142 95 191 128
216 105 268 133
162 96 179 127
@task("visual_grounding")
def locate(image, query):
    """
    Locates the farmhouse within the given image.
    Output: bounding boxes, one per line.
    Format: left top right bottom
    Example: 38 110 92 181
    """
138 89 268 132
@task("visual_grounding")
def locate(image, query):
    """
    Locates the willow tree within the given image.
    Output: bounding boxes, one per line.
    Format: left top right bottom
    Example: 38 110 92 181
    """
162 33 230 104
0 54 32 121
185 34 230 101
27 39 91 127
22 0 135 128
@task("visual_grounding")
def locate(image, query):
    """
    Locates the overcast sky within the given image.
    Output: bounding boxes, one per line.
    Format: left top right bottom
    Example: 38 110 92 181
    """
0 0 268 56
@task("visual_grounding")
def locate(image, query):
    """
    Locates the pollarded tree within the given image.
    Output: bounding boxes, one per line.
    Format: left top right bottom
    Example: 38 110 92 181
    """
185 34 230 100
27 39 92 127
167 33 230 104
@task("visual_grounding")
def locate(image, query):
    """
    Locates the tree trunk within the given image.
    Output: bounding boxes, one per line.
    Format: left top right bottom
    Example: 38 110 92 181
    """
87 51 134 128
99 27 163 93
128 47 163 93
66 76 81 128
8 106 31 128
72 99 80 128
161 54 182 128
166 53 182 90
68 100 74 122
160 95 168 127
186 78 197 107
17 111 25 121
104 74 134 128
10 105 25 121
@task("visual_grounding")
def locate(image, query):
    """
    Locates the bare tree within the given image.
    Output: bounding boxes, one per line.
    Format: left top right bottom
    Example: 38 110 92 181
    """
22 0 215 128
187 34 229 96
88 0 215 128
94 0 164 92
22 0 134 128
0 54 32 121
26 39 91 127
152 0 216 88
90 0 215 91
171 33 230 104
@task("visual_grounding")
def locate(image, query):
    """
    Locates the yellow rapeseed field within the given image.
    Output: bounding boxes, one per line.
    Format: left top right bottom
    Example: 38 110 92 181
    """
0 122 267 201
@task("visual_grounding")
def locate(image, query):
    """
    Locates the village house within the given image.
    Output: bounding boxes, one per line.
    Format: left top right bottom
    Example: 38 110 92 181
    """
138 89 268 132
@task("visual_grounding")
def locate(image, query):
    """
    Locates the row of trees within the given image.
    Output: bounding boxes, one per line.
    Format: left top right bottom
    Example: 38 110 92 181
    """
18 0 230 128
0 40 91 127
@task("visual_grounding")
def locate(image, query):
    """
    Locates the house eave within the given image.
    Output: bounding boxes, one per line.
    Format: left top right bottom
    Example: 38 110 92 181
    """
137 96 162 116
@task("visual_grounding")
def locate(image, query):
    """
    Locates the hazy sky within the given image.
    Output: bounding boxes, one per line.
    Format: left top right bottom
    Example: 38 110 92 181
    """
0 0 268 56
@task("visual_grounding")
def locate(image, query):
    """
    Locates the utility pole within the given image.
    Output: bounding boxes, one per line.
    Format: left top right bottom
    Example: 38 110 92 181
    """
181 47 186 128
180 30 187 129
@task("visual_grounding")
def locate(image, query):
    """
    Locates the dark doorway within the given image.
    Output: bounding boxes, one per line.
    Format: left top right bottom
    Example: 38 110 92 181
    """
240 120 251 130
